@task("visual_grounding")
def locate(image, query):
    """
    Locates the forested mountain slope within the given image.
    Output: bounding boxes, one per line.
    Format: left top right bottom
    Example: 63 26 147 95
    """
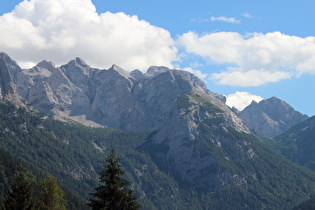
0 101 315 209
273 116 315 170
0 149 87 209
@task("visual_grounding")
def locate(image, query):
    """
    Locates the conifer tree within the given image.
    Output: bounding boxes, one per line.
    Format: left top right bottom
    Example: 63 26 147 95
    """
39 175 66 210
87 149 141 210
1 170 35 210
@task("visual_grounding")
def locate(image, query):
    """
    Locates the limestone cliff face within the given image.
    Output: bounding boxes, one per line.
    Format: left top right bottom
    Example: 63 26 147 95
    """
89 65 150 130
19 60 90 115
239 97 308 137
0 54 21 104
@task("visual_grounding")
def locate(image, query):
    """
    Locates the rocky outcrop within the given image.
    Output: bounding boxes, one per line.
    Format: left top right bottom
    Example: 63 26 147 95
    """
0 54 21 104
239 97 308 137
130 69 144 80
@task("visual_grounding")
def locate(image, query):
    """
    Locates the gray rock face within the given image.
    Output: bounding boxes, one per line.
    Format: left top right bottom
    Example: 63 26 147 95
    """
0 53 21 104
0 59 15 100
177 70 207 89
20 60 90 115
140 87 252 190
130 69 144 80
239 97 309 137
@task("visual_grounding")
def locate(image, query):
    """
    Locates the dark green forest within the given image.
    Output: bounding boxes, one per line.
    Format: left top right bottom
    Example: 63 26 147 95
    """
1 101 315 209
272 116 315 170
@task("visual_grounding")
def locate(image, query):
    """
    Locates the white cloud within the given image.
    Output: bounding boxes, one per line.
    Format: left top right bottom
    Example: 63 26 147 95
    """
178 31 315 86
0 0 177 70
210 16 240 24
226 91 263 111
210 68 292 86
182 67 208 79
242 12 252 18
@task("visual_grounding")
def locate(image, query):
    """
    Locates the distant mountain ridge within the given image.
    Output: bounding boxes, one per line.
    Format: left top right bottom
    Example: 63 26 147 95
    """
0 52 226 131
239 97 308 137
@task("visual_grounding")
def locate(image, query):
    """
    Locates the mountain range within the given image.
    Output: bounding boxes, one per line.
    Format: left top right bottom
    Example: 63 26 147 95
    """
1 52 315 209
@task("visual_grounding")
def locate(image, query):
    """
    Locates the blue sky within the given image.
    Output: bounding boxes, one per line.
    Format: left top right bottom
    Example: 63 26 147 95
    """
0 0 315 116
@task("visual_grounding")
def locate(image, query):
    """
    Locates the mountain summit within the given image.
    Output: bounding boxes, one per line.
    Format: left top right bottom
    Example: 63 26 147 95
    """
239 97 308 137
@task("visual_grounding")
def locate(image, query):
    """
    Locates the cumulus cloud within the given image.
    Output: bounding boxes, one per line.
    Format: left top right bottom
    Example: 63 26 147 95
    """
182 67 208 79
226 91 264 111
0 0 177 70
210 16 240 24
178 31 315 86
211 69 292 86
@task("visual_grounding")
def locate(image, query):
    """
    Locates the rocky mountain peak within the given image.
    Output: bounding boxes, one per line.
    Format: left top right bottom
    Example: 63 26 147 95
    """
63 58 92 79
36 60 56 70
0 53 22 78
239 97 308 137
74 57 88 67
177 70 207 89
130 69 144 80
0 52 12 62
248 100 258 106
146 66 171 77
108 64 133 80
263 96 289 109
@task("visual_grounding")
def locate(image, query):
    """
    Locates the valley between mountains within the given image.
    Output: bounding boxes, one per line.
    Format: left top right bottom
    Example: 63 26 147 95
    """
0 52 315 209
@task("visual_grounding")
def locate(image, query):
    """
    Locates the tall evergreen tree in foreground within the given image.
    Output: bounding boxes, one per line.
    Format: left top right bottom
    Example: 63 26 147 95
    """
1 170 35 210
39 175 66 210
87 149 141 210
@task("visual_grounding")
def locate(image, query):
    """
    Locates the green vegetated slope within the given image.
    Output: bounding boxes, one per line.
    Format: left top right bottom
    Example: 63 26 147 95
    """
201 134 315 210
0 149 26 203
0 102 180 209
273 116 315 170
1 101 315 209
270 116 315 209
0 149 87 209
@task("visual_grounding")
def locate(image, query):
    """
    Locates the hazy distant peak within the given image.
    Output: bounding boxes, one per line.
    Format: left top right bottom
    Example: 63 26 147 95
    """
146 66 171 76
249 100 258 105
0 52 21 72
130 69 144 80
74 57 88 67
266 96 283 103
36 60 56 70
239 96 309 137
66 57 89 68
0 52 9 58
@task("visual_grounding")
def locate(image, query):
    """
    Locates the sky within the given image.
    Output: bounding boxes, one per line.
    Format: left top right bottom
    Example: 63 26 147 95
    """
0 0 315 116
